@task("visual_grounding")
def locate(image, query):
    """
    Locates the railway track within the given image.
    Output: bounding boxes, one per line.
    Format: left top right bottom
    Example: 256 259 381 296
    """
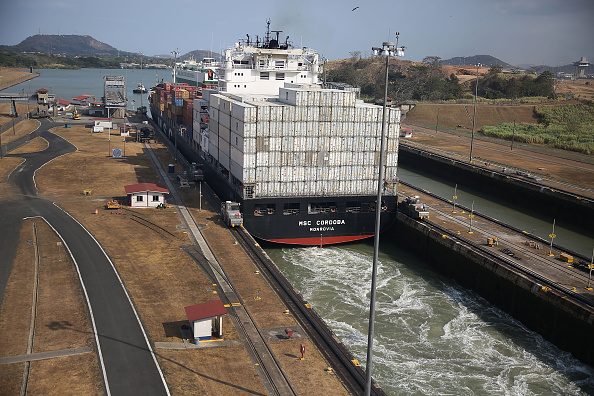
400 141 594 201
398 181 594 309
191 178 385 396
231 225 386 396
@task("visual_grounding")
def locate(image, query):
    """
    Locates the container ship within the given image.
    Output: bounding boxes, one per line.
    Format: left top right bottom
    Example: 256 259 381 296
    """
174 56 218 87
150 22 402 246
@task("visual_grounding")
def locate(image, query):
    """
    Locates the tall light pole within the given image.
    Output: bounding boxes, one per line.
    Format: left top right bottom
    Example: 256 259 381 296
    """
171 49 179 163
470 63 480 162
366 34 405 396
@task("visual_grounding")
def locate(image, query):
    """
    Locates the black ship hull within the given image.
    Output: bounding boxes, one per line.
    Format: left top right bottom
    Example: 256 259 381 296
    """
151 105 398 246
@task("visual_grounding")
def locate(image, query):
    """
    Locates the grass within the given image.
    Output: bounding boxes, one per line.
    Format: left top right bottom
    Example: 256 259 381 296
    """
481 103 594 155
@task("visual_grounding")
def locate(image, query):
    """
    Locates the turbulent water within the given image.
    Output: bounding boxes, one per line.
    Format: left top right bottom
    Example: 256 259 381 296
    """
265 242 594 395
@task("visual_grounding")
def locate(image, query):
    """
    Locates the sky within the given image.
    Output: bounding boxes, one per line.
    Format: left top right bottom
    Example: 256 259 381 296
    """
1 0 593 67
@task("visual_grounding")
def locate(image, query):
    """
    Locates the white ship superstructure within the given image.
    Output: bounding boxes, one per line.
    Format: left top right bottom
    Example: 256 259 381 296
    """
218 22 319 95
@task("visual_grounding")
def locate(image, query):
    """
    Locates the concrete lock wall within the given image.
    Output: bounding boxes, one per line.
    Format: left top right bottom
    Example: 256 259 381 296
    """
398 145 594 230
390 213 594 366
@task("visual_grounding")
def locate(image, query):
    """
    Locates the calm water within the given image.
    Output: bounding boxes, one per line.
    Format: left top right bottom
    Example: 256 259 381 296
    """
4 67 172 111
6 69 594 394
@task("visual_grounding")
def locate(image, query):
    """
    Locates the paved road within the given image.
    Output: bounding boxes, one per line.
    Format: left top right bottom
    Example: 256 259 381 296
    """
0 119 169 395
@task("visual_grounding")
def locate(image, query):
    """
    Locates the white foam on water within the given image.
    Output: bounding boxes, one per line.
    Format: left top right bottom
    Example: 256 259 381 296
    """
278 245 594 395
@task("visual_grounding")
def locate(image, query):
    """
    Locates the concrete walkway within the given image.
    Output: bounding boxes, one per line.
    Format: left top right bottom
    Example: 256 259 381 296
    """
0 346 91 364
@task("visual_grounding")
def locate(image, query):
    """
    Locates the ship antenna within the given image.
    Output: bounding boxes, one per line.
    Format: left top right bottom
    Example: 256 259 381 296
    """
246 34 250 46
265 19 271 46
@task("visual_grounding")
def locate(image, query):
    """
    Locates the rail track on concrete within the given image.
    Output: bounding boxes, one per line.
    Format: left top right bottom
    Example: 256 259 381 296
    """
190 178 385 396
229 221 385 396
399 140 594 197
398 180 594 309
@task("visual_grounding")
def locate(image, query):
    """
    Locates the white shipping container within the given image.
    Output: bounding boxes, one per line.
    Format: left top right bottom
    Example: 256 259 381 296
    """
210 107 219 122
319 106 331 122
293 137 305 151
294 121 306 136
305 166 317 181
387 137 398 152
209 130 219 145
210 94 222 110
385 164 398 181
209 141 219 160
386 152 399 167
231 101 256 122
281 136 294 152
343 122 355 137
243 138 256 154
231 145 244 165
307 106 319 122
268 137 282 151
244 153 256 168
318 136 329 150
230 132 244 151
295 106 307 121
257 152 269 167
269 151 281 167
280 166 292 182
295 90 308 106
219 125 231 143
306 121 318 136
257 121 270 137
269 166 281 181
256 104 270 121
363 152 376 167
219 139 230 157
282 106 296 122
255 181 266 197
219 97 232 115
319 90 332 107
219 111 231 130
344 91 356 107
305 136 318 151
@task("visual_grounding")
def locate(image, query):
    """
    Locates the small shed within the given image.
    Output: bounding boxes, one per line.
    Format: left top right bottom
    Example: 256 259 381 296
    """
124 183 169 208
184 300 228 342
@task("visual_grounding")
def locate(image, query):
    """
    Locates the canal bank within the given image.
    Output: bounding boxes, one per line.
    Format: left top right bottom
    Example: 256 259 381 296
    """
398 143 594 230
390 211 594 366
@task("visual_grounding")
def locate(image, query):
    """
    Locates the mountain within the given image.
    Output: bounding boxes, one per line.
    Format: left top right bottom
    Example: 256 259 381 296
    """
14 34 120 56
442 55 512 69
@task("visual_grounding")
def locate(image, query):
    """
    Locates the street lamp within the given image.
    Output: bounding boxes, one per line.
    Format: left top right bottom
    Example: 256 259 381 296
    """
365 33 405 396
171 49 179 163
470 63 480 162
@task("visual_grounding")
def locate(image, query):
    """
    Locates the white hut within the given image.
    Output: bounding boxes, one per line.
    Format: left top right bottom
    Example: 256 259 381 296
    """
125 183 169 208
184 300 228 342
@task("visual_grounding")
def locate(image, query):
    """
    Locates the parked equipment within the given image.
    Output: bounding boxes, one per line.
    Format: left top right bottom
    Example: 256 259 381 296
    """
105 199 121 209
221 201 243 227
72 108 81 120
399 195 430 220
190 162 204 182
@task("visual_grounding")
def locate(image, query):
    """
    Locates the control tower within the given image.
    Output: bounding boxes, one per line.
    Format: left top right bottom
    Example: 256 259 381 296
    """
573 57 590 79
103 75 126 118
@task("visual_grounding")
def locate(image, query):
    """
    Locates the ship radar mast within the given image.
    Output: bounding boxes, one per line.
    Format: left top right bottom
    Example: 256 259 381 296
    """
239 20 291 50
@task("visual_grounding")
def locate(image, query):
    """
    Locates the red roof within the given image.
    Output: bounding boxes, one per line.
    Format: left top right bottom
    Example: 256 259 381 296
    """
72 94 93 101
124 183 169 194
184 300 227 322
57 99 70 106
36 88 49 93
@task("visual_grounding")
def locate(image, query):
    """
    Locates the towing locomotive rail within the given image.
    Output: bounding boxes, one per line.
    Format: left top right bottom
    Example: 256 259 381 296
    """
194 179 386 395
230 224 386 396
397 180 594 309
399 141 594 201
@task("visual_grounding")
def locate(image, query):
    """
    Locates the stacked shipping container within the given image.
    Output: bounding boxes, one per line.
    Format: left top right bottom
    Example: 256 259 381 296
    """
205 86 400 199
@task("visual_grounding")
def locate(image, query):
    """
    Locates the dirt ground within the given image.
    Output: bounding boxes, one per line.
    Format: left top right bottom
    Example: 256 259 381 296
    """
0 219 102 395
0 68 39 92
24 122 347 394
0 119 39 148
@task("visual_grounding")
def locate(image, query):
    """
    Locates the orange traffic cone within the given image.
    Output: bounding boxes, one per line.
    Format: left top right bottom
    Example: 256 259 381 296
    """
95 209 98 215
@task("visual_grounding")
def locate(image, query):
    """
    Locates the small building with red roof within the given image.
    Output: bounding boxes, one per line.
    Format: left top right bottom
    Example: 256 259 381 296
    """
124 183 169 208
184 300 228 342
71 94 94 105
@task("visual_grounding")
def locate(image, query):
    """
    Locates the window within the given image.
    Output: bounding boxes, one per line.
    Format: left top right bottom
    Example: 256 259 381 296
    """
136 195 143 202
152 195 160 202
260 72 269 80
276 73 285 81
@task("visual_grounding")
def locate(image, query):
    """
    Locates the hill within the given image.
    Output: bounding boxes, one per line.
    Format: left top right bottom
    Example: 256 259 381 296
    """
11 34 120 56
442 55 512 69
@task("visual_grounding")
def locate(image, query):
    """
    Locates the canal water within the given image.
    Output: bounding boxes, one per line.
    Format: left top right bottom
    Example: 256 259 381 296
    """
6 69 594 394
